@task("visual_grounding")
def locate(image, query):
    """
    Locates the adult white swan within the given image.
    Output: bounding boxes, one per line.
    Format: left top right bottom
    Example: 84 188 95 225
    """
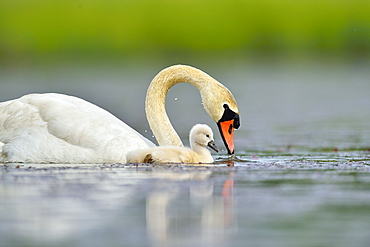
0 65 240 163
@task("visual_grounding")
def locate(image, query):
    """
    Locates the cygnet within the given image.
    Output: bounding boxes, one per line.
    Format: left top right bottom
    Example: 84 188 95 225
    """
126 124 218 164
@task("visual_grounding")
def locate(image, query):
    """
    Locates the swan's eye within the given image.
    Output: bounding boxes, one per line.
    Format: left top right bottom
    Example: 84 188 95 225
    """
206 134 210 138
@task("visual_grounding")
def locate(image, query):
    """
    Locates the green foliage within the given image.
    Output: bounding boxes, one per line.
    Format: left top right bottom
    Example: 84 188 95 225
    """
0 0 369 61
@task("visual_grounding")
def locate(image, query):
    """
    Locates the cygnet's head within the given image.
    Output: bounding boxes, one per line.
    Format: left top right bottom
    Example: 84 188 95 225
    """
189 124 219 152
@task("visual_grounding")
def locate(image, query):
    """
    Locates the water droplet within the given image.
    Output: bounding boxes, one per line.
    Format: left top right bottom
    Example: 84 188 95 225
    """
144 130 148 132
174 97 178 101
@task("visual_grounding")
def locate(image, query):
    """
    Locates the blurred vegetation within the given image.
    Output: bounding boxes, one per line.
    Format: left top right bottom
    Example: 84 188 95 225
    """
0 0 369 64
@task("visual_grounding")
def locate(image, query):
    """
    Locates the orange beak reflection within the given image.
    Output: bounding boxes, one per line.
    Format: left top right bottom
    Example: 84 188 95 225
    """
218 119 235 155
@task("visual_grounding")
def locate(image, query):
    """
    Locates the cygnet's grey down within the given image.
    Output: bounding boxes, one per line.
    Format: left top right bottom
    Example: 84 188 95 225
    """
126 124 218 164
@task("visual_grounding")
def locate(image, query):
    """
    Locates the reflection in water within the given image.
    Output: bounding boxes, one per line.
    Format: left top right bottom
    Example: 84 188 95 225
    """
146 171 235 247
221 172 235 228
146 183 178 246
1 163 370 247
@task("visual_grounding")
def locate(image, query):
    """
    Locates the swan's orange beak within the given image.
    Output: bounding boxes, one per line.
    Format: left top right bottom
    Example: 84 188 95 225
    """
217 104 240 155
218 119 235 155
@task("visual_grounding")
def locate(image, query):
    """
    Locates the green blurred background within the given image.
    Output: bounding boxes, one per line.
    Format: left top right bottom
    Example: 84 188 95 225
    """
1 0 369 65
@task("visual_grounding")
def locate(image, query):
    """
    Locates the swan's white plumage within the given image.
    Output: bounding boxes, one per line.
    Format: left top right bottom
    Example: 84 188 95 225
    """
126 124 217 164
0 93 154 163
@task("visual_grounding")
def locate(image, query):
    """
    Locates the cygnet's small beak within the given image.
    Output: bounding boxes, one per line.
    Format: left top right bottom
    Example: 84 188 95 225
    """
207 140 219 153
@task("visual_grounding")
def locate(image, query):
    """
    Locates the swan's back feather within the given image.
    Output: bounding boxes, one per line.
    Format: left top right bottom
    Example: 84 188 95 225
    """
0 93 154 163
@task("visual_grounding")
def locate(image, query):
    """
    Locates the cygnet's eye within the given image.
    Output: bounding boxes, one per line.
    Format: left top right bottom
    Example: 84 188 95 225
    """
206 134 210 138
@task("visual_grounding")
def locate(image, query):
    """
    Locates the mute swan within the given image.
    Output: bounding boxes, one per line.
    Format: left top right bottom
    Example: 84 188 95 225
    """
0 65 240 163
126 124 218 164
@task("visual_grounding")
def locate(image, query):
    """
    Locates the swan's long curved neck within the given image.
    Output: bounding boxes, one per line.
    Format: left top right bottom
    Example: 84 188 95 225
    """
145 65 221 147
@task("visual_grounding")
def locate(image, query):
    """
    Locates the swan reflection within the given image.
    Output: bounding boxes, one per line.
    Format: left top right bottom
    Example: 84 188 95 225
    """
146 170 235 247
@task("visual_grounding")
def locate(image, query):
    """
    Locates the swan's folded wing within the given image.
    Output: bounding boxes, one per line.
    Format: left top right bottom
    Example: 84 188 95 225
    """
0 93 154 162
27 94 153 147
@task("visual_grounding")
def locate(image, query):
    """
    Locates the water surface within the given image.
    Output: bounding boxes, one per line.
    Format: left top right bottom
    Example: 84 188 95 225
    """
0 62 369 247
